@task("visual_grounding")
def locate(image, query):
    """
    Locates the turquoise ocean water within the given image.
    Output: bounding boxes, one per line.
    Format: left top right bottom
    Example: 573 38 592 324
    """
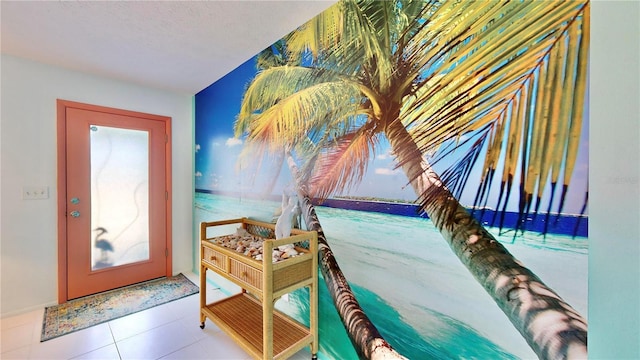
194 192 588 360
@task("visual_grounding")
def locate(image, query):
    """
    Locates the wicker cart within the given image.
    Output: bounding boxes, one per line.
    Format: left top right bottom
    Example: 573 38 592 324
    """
199 218 318 360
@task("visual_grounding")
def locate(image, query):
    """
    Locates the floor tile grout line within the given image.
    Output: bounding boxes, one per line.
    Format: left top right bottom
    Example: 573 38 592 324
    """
107 307 186 344
155 339 200 360
108 321 124 360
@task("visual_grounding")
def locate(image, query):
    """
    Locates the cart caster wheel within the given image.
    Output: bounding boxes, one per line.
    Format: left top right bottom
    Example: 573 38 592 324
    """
311 355 317 360
199 322 205 329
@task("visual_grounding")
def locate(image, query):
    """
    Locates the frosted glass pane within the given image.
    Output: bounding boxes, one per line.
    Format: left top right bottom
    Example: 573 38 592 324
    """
90 125 149 270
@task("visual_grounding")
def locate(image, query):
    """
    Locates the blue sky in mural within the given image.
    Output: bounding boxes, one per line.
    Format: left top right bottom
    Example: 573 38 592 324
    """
195 56 589 215
195 59 258 192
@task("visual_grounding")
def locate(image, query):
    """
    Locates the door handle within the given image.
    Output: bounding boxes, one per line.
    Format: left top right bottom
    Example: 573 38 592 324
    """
70 210 80 218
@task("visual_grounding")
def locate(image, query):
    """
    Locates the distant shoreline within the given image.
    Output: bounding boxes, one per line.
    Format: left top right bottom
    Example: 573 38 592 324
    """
195 189 588 237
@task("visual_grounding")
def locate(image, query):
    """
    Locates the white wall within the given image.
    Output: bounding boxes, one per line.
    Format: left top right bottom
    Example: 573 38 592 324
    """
589 2 640 359
0 55 194 316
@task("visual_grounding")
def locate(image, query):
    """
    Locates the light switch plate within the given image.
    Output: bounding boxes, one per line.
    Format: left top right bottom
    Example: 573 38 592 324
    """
23 186 49 200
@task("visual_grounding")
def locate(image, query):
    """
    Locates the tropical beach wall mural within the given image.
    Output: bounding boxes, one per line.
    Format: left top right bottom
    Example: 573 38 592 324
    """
194 1 589 359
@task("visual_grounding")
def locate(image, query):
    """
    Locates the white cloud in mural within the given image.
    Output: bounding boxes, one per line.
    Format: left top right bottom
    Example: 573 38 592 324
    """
377 153 389 160
225 138 243 147
375 168 399 175
195 171 202 177
195 144 201 152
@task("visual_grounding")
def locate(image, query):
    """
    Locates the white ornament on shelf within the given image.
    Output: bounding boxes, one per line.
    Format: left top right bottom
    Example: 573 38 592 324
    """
275 192 299 240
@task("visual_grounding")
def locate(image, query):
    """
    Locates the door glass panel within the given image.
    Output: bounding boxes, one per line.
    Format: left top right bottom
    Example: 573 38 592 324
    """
90 125 149 270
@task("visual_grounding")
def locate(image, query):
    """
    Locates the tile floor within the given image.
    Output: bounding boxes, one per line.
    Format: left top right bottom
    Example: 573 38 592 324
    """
0 273 312 360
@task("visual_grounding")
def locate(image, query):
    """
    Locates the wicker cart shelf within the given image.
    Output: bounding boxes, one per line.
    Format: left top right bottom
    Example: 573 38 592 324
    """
199 218 318 360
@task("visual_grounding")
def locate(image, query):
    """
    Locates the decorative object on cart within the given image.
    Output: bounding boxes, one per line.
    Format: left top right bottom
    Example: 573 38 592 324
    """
200 217 318 360
275 191 300 239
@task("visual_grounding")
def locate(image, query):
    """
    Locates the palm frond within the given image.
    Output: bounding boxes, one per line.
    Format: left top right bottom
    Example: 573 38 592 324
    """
285 2 343 60
288 0 408 91
436 131 489 201
309 128 380 200
235 66 335 135
400 1 589 224
235 68 365 149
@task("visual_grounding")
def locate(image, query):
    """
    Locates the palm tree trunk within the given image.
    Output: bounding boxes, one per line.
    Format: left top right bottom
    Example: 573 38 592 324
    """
287 154 407 360
385 119 587 359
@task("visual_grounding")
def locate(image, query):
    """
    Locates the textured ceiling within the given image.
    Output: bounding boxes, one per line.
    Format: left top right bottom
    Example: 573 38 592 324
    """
1 1 336 94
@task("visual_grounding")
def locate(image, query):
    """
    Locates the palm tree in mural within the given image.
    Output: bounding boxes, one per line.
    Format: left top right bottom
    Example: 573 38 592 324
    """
235 1 589 359
239 40 406 359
